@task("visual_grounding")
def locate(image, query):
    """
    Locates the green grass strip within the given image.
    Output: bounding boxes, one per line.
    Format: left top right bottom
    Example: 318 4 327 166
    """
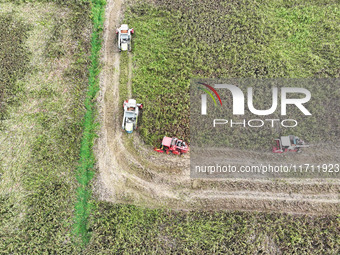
73 0 106 246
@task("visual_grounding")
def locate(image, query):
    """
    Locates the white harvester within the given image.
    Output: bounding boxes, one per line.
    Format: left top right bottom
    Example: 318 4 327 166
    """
122 99 142 133
116 24 134 51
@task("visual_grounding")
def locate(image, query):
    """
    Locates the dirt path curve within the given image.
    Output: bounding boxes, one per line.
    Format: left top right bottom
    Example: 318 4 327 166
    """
94 0 340 215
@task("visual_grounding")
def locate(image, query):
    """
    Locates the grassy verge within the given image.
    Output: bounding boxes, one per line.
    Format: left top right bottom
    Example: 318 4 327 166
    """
73 0 106 246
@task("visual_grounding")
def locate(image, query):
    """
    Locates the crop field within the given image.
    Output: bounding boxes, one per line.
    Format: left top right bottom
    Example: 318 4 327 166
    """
93 0 339 253
1 0 339 254
0 0 92 253
85 202 339 254
124 0 340 147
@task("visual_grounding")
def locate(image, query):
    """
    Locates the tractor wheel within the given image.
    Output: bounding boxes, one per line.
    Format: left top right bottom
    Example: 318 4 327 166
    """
163 146 169 154
154 148 164 153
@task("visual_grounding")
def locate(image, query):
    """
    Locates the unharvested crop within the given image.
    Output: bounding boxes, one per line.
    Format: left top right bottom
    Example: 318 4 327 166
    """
124 0 340 147
0 1 92 253
85 202 340 254
0 14 30 121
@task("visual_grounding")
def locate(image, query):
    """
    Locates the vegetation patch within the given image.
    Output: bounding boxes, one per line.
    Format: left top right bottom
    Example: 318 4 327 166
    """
86 202 339 254
124 0 340 147
119 52 129 105
0 1 92 253
0 14 30 122
73 0 106 246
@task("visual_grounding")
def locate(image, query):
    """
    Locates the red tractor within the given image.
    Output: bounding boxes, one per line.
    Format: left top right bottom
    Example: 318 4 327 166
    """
154 136 189 155
273 135 309 153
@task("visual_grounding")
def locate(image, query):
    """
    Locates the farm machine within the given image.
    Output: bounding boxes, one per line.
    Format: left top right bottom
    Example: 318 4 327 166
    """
122 99 142 133
273 135 309 153
116 24 134 51
154 136 189 155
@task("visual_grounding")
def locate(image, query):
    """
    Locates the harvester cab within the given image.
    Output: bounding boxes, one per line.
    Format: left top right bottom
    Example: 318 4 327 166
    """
122 99 142 133
273 135 309 153
116 24 134 51
154 136 189 155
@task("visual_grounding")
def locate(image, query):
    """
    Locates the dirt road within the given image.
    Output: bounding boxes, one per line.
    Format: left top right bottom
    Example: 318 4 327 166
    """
94 0 339 215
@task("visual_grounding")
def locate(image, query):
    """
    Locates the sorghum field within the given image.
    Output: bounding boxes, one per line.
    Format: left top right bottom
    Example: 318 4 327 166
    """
124 0 339 147
1 0 339 254
0 0 92 253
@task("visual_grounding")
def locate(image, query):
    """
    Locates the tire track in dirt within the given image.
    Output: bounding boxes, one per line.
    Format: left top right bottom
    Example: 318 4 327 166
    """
94 0 340 215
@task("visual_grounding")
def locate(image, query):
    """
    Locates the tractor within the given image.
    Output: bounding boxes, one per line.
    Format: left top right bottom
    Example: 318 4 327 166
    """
154 136 189 155
273 135 309 153
122 99 142 133
116 24 134 51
